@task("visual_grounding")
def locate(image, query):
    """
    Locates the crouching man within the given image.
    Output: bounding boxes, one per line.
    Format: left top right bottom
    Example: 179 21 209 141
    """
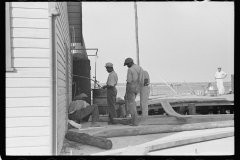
68 93 101 127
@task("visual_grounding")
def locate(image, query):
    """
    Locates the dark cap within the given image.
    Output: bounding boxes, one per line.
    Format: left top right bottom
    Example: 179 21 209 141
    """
124 58 133 66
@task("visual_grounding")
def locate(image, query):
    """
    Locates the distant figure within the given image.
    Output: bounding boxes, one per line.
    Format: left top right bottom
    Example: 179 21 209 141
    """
124 58 145 126
101 62 118 125
140 70 150 117
68 93 100 127
215 67 227 95
208 83 214 90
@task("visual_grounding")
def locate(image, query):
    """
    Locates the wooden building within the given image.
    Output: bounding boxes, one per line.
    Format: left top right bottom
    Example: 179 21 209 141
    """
5 2 86 155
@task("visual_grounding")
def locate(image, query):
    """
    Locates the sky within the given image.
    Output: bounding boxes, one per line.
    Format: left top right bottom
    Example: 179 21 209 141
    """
82 1 234 83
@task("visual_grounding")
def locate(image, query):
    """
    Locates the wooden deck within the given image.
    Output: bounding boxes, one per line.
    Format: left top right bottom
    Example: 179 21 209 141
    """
136 93 234 112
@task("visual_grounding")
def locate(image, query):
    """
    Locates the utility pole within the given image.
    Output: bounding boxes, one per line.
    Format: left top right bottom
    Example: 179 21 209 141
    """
134 2 140 65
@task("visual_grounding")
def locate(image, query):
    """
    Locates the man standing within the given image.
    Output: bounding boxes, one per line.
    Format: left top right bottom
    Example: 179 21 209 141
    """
124 58 145 126
101 62 118 124
140 70 150 117
68 93 100 127
215 67 227 95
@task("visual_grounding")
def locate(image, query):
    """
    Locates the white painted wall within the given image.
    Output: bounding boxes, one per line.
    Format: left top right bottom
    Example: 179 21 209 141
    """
5 2 51 155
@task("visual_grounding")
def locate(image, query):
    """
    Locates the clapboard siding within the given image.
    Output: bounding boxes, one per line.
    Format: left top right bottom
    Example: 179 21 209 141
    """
6 88 50 97
11 8 48 18
11 18 49 28
68 13 81 18
13 48 49 58
67 6 80 12
11 28 49 39
6 97 50 108
6 78 50 88
6 126 50 137
12 38 49 48
6 136 50 148
6 68 50 78
55 2 71 154
69 19 81 25
6 117 50 128
6 107 50 117
13 58 49 68
11 2 48 9
6 2 51 155
6 146 51 155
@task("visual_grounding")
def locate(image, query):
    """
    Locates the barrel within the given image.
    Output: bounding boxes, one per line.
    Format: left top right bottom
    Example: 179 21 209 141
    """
92 89 108 115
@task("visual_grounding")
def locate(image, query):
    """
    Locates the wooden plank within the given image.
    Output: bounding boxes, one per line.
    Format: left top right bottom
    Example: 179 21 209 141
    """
6 117 50 127
6 68 50 78
11 2 48 9
12 38 49 48
6 78 50 88
11 18 48 28
69 19 81 25
12 48 49 58
6 146 51 155
12 28 49 39
6 88 50 98
11 8 48 18
6 107 50 118
58 94 66 105
57 49 66 66
6 136 50 147
58 100 66 114
92 120 234 138
6 97 50 107
58 87 66 96
58 78 66 87
67 6 80 12
57 61 65 75
6 126 50 137
13 58 49 68
58 70 66 81
68 13 81 18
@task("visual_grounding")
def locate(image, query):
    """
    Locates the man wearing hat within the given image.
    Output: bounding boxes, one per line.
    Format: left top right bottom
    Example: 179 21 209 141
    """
68 93 101 127
215 67 227 95
124 58 145 126
101 62 118 124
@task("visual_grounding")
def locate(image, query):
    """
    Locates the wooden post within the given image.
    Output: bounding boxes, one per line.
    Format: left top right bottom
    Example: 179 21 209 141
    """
231 74 234 93
65 131 113 150
188 103 196 115
134 2 140 65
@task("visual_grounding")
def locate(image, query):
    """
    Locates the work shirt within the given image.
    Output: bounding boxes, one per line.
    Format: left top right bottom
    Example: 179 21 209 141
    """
126 64 143 83
143 70 150 86
68 100 89 114
107 70 118 87
215 71 227 79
